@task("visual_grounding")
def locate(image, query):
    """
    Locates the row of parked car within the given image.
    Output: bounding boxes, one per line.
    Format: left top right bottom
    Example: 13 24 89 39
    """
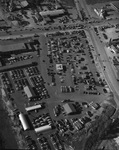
46 24 84 38
7 55 33 65
37 136 51 150
83 91 100 95
25 135 37 150
9 69 25 80
53 105 63 117
32 113 53 128
30 75 43 87
14 78 29 91
25 66 40 76
54 119 74 135
60 86 74 93
30 75 49 99
1 72 14 94
70 30 86 38
49 133 64 150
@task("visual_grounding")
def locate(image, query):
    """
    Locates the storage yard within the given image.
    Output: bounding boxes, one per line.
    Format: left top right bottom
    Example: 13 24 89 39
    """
0 29 109 149
0 0 119 150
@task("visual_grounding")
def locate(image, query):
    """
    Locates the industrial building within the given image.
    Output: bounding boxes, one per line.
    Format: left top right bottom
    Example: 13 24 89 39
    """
63 103 76 115
19 113 30 131
34 124 52 133
0 38 39 54
40 9 65 17
25 104 42 112
0 42 26 52
24 86 35 99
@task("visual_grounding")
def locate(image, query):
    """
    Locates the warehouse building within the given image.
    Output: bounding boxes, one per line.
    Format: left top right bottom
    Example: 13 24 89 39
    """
0 39 39 53
19 113 30 131
63 103 76 115
24 86 35 99
35 124 52 133
25 104 42 112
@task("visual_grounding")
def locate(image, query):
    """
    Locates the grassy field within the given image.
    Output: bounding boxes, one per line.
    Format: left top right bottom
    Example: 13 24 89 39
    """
86 0 118 5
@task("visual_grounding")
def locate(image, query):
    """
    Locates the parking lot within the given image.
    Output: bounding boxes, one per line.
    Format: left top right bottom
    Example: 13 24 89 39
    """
0 28 109 150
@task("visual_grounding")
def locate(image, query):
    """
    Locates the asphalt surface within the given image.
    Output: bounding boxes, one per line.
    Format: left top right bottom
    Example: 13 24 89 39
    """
0 0 118 109
0 1 119 149
76 0 119 111
88 29 119 104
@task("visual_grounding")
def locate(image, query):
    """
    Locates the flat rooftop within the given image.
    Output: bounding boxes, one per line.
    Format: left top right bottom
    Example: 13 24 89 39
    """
0 42 26 52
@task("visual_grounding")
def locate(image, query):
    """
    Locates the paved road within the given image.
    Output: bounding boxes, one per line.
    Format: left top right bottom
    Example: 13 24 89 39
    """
79 0 91 19
88 29 119 107
74 0 83 20
74 0 119 109
0 21 85 39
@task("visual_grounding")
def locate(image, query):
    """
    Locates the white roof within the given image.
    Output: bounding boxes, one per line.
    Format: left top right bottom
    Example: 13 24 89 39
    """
56 64 63 71
24 86 34 98
25 104 42 112
35 124 51 133
19 113 30 130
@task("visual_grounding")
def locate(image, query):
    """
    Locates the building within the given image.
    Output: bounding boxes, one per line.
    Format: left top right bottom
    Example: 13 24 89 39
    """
63 103 76 115
56 64 63 71
24 86 35 99
0 41 30 54
0 38 39 54
25 104 42 112
40 9 65 17
19 113 30 131
35 124 52 133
